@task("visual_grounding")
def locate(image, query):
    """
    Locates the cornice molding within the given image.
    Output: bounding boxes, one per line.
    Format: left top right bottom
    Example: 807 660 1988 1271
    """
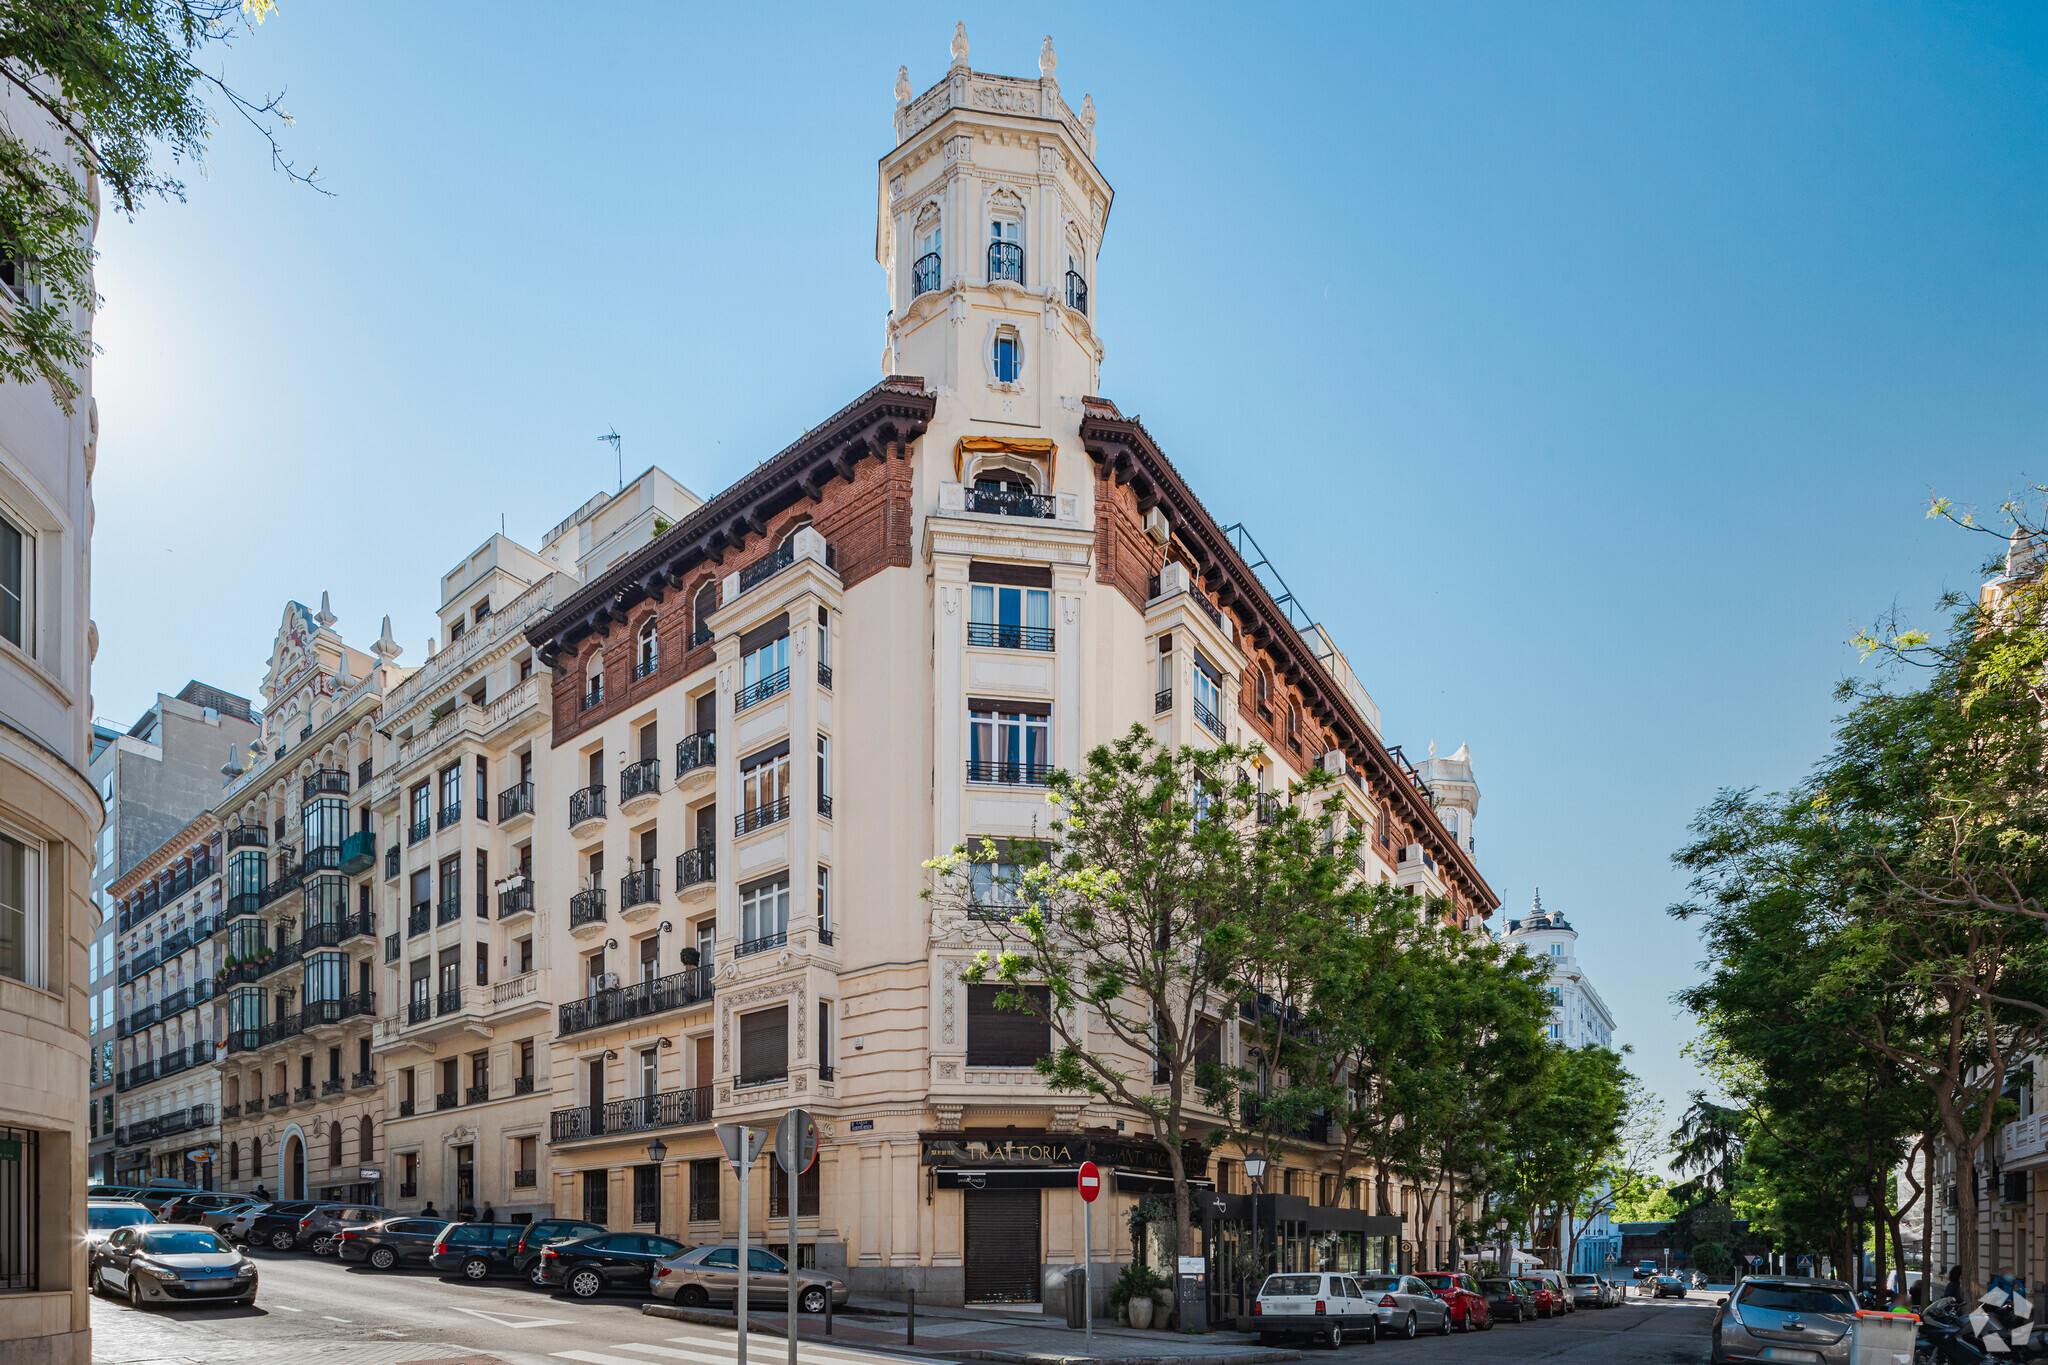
1080 408 1498 914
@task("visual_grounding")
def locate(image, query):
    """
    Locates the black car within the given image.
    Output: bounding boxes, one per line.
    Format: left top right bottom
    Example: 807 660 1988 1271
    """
536 1232 688 1299
336 1217 452 1270
159 1193 246 1225
510 1218 609 1285
1480 1278 1536 1324
243 1201 326 1251
428 1223 525 1280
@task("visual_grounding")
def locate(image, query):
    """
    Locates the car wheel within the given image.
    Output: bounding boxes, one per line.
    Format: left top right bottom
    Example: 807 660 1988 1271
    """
128 1274 151 1311
568 1267 603 1299
312 1235 334 1256
1437 1309 1451 1336
1324 1324 1342 1350
528 1260 550 1287
800 1285 828 1315
89 1264 105 1298
270 1230 295 1252
369 1246 398 1270
679 1284 709 1307
1402 1312 1417 1340
463 1256 492 1281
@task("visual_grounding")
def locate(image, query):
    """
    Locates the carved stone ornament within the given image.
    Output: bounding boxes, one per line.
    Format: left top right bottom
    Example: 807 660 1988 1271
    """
941 958 960 1044
1051 1105 1084 1134
934 1102 965 1131
950 22 969 68
1039 35 1056 79
795 1075 808 1093
895 65 912 105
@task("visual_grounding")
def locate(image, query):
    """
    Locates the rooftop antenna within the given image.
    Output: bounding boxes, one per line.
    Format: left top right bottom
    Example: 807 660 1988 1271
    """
599 426 622 492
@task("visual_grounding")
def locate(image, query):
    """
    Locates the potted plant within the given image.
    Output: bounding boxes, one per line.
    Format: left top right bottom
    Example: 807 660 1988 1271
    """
678 946 701 967
1110 1263 1167 1329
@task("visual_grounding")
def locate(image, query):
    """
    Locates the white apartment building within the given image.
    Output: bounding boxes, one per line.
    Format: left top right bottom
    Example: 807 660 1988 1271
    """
1502 892 1614 1050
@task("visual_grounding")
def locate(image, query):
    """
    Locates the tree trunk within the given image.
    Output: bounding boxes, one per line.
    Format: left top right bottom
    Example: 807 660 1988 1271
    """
1922 1139 1935 1293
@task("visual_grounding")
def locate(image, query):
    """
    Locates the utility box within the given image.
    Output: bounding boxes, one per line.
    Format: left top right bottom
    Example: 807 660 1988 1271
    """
1851 1310 1919 1365
1178 1256 1208 1334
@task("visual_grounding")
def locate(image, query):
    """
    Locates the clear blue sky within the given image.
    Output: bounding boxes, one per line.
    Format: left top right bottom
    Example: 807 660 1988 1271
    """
87 3 2048 1147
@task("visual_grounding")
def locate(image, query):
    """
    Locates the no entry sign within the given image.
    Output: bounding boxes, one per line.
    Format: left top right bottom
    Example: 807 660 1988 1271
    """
1078 1160 1101 1202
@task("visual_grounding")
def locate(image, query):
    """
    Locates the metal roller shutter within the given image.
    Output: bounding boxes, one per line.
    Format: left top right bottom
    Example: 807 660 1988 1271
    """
963 1188 1041 1304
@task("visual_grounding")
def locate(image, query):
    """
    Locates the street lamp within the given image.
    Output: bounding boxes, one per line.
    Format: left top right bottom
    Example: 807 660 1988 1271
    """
1851 1187 1870 1209
647 1138 669 1237
1243 1152 1269 1288
1495 1218 1510 1278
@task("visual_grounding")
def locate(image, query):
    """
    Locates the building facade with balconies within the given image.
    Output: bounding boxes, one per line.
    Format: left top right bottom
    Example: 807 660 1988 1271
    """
210 600 407 1205
368 532 571 1220
86 682 259 1182
521 28 1494 1309
106 814 227 1187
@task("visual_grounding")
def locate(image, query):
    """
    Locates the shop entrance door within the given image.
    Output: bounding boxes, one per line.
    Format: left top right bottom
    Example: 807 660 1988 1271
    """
964 1188 1041 1304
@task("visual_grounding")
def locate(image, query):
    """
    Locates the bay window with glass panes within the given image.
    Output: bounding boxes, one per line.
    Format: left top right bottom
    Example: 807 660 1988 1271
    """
740 744 790 833
738 875 789 954
738 631 789 710
968 702 1050 785
303 795 347 866
969 582 1051 651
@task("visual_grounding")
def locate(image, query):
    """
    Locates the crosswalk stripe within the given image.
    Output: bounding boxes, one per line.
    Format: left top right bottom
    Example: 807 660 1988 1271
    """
555 1353 687 1365
657 1334 944 1365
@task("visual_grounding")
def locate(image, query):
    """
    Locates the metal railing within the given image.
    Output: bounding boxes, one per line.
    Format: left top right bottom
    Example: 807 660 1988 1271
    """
466 1083 490 1104
267 1093 288 1110
408 818 430 845
1065 269 1087 314
352 1070 377 1089
734 667 789 711
735 796 790 836
384 933 401 963
818 661 833 689
913 250 941 296
407 998 431 1025
227 825 269 852
558 964 715 1036
322 1077 344 1096
549 1085 713 1142
620 759 660 802
569 784 605 826
676 847 714 889
498 782 535 822
817 793 834 818
437 897 462 926
304 768 349 800
736 1068 788 1088
634 654 659 680
514 1074 535 1094
1194 697 1222 736
688 623 713 649
293 1085 316 1103
988 240 1024 285
736 930 787 957
968 622 1055 650
1156 689 1173 714
965 486 1055 518
569 888 607 929
514 1168 537 1187
436 1092 457 1111
498 885 535 917
581 685 604 711
675 730 715 776
966 759 1053 786
738 542 795 593
385 847 400 879
438 802 461 830
398 1100 416 1118
436 987 464 1017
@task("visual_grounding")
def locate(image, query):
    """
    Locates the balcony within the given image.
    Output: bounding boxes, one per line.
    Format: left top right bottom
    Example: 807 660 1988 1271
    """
569 888 606 931
558 965 714 1036
267 1093 288 1110
119 1004 157 1037
737 1068 787 1089
1065 268 1087 315
322 1077 344 1096
409 904 430 937
968 621 1055 651
739 542 796 594
303 768 349 800
398 1099 416 1117
407 998 431 1025
514 1168 537 1188
1194 697 1222 737
551 1085 713 1142
293 1085 316 1104
498 884 535 918
498 782 535 823
735 667 789 712
221 1103 240 1120
2005 1113 2048 1170
675 730 715 777
987 239 1024 285
339 830 377 876
385 847 400 879
436 987 463 1017
818 662 833 689
408 818 430 845
514 1075 536 1095
1155 689 1172 714
385 933 400 962
437 803 462 831
569 784 606 829
302 991 375 1030
580 683 604 712
621 866 660 910
466 1084 490 1104
818 794 834 818
737 930 787 958
436 1092 457 1111
437 897 462 926
352 1069 377 1089
735 797 789 838
620 760 660 809
966 759 1053 786
913 250 941 297
676 847 714 891
226 825 269 852
964 486 1055 519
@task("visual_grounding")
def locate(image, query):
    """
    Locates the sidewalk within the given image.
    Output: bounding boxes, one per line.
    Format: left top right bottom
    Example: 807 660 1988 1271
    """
643 1295 1300 1365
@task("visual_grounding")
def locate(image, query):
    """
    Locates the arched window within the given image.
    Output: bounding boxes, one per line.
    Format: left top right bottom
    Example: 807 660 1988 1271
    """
1286 701 1301 749
358 1116 374 1164
229 1142 240 1182
583 653 604 710
636 619 658 679
328 1122 343 1168
691 583 717 649
988 206 1024 285
913 206 942 297
251 1136 262 1179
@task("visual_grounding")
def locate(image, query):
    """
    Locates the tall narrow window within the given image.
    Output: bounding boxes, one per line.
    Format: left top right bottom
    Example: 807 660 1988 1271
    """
992 327 1020 384
0 511 27 652
969 585 1051 650
0 828 41 987
637 619 659 677
816 866 830 932
968 703 1051 785
738 876 790 948
913 218 942 297
988 218 1023 285
816 735 830 812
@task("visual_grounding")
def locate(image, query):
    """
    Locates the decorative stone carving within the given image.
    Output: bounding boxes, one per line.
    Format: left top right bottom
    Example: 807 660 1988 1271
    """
950 21 969 69
941 958 960 1044
1039 35 1057 79
934 1103 964 1131
895 65 912 106
1051 1105 1084 1133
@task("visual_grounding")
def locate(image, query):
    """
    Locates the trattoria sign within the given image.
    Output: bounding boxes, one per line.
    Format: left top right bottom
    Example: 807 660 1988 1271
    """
920 1135 1196 1178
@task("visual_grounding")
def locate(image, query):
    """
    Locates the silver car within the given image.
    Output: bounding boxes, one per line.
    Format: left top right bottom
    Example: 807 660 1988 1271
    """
196 1201 264 1237
1711 1276 1856 1365
1357 1273 1453 1339
652 1244 849 1314
90 1223 259 1308
1567 1273 1607 1309
85 1200 157 1248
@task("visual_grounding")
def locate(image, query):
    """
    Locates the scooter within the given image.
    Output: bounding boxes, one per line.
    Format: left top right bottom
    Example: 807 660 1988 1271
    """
1918 1294 2048 1363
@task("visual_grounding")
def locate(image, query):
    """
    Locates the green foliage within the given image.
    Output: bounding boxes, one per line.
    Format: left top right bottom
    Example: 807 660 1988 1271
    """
1107 1261 1168 1317
1690 1241 1733 1279
0 0 307 410
1612 1175 1678 1224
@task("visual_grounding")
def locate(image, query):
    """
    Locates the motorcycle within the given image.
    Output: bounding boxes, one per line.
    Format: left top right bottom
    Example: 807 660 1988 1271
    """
1918 1292 2048 1363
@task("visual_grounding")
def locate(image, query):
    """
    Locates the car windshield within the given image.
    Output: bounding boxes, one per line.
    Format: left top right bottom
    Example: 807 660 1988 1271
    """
1357 1276 1401 1292
138 1229 224 1254
1739 1285 1855 1315
1569 1275 1597 1285
1417 1275 1456 1288
1262 1276 1324 1296
1479 1280 1512 1291
87 1206 152 1229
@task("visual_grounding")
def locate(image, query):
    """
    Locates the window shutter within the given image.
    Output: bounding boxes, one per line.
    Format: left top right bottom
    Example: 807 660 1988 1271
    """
739 1006 789 1081
967 984 1050 1067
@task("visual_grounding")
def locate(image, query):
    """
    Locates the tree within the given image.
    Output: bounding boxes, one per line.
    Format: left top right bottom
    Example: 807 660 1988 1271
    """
0 0 310 409
927 725 1360 1263
1503 1045 1632 1270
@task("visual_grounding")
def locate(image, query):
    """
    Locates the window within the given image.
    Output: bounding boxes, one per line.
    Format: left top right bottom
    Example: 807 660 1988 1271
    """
912 216 942 296
0 511 27 652
992 326 1020 384
583 1169 609 1224
968 702 1050 784
816 866 830 931
476 940 489 986
639 1047 659 1097
690 1158 720 1223
637 618 659 677
0 828 43 987
969 584 1051 650
816 735 830 810
739 876 789 947
1192 655 1222 737
988 216 1023 285
303 951 346 1004
738 1006 789 1084
409 782 431 835
447 619 466 642
634 1164 660 1225
740 743 790 826
692 583 718 647
438 764 462 819
967 984 1050 1067
1549 943 1562 957
966 838 1032 917
473 598 490 623
740 631 789 705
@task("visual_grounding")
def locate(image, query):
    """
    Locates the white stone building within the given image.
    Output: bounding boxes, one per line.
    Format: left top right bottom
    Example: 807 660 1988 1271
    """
1502 892 1614 1049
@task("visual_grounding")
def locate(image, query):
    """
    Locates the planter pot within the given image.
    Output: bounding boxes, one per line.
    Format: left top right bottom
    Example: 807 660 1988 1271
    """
1128 1297 1154 1330
1153 1288 1176 1328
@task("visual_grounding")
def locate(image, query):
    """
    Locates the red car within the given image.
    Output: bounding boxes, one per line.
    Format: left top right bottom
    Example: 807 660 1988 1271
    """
1521 1278 1563 1318
1416 1272 1493 1332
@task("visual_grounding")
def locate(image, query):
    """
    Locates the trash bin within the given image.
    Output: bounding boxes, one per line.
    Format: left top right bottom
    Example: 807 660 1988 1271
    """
1064 1266 1089 1328
1851 1310 1919 1365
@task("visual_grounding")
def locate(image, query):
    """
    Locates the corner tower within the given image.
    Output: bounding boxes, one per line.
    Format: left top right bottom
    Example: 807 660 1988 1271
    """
879 25 1112 424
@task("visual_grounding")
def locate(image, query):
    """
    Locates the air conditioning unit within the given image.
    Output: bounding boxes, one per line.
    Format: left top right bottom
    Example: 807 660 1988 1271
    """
1143 507 1170 545
596 973 620 990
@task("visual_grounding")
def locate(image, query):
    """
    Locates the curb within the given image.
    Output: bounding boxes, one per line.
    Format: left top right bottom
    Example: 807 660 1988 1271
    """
639 1304 1304 1365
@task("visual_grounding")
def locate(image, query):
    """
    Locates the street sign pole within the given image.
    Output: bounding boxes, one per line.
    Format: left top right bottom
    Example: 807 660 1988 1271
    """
775 1109 819 1365
1078 1161 1101 1353
719 1124 770 1365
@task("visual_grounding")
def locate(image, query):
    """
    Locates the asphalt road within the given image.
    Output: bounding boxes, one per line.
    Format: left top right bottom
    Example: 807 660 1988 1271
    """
89 1245 1716 1365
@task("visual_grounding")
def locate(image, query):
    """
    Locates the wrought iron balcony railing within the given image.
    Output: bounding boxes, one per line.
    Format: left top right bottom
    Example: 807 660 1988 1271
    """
987 239 1024 285
557 965 714 1036
736 930 787 958
675 730 715 776
549 1085 712 1142
738 542 795 593
1065 268 1087 315
498 885 535 917
620 759 660 802
964 486 1055 518
569 888 606 929
569 784 605 826
734 667 789 711
967 622 1055 650
735 797 789 837
913 251 941 297
676 846 714 889
498 782 535 822
966 759 1053 786
621 866 659 908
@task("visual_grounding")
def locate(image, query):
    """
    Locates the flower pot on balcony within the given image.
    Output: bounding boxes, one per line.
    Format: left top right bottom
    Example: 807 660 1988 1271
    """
678 946 700 967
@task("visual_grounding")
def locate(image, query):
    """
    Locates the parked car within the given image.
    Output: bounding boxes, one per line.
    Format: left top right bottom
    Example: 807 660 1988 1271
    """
1524 1268 1574 1313
335 1217 453 1270
221 1203 277 1244
1710 1276 1856 1365
1479 1277 1536 1324
428 1223 526 1281
158 1193 246 1225
240 1202 325 1251
535 1232 688 1299
1635 1260 1662 1280
1606 1277 1630 1306
196 1202 264 1237
509 1218 610 1285
1249 1272 1380 1347
130 1187 201 1218
1566 1273 1608 1310
1356 1273 1455 1339
653 1244 851 1313
298 1205 393 1255
1519 1277 1563 1318
1653 1274 1689 1300
90 1224 258 1308
85 1200 157 1247
1416 1272 1492 1331
88 1185 150 1203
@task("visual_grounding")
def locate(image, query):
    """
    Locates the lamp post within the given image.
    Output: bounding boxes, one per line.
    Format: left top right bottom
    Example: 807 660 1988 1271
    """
1850 1187 1870 1293
1244 1151 1269 1298
1496 1218 1510 1279
647 1138 669 1238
